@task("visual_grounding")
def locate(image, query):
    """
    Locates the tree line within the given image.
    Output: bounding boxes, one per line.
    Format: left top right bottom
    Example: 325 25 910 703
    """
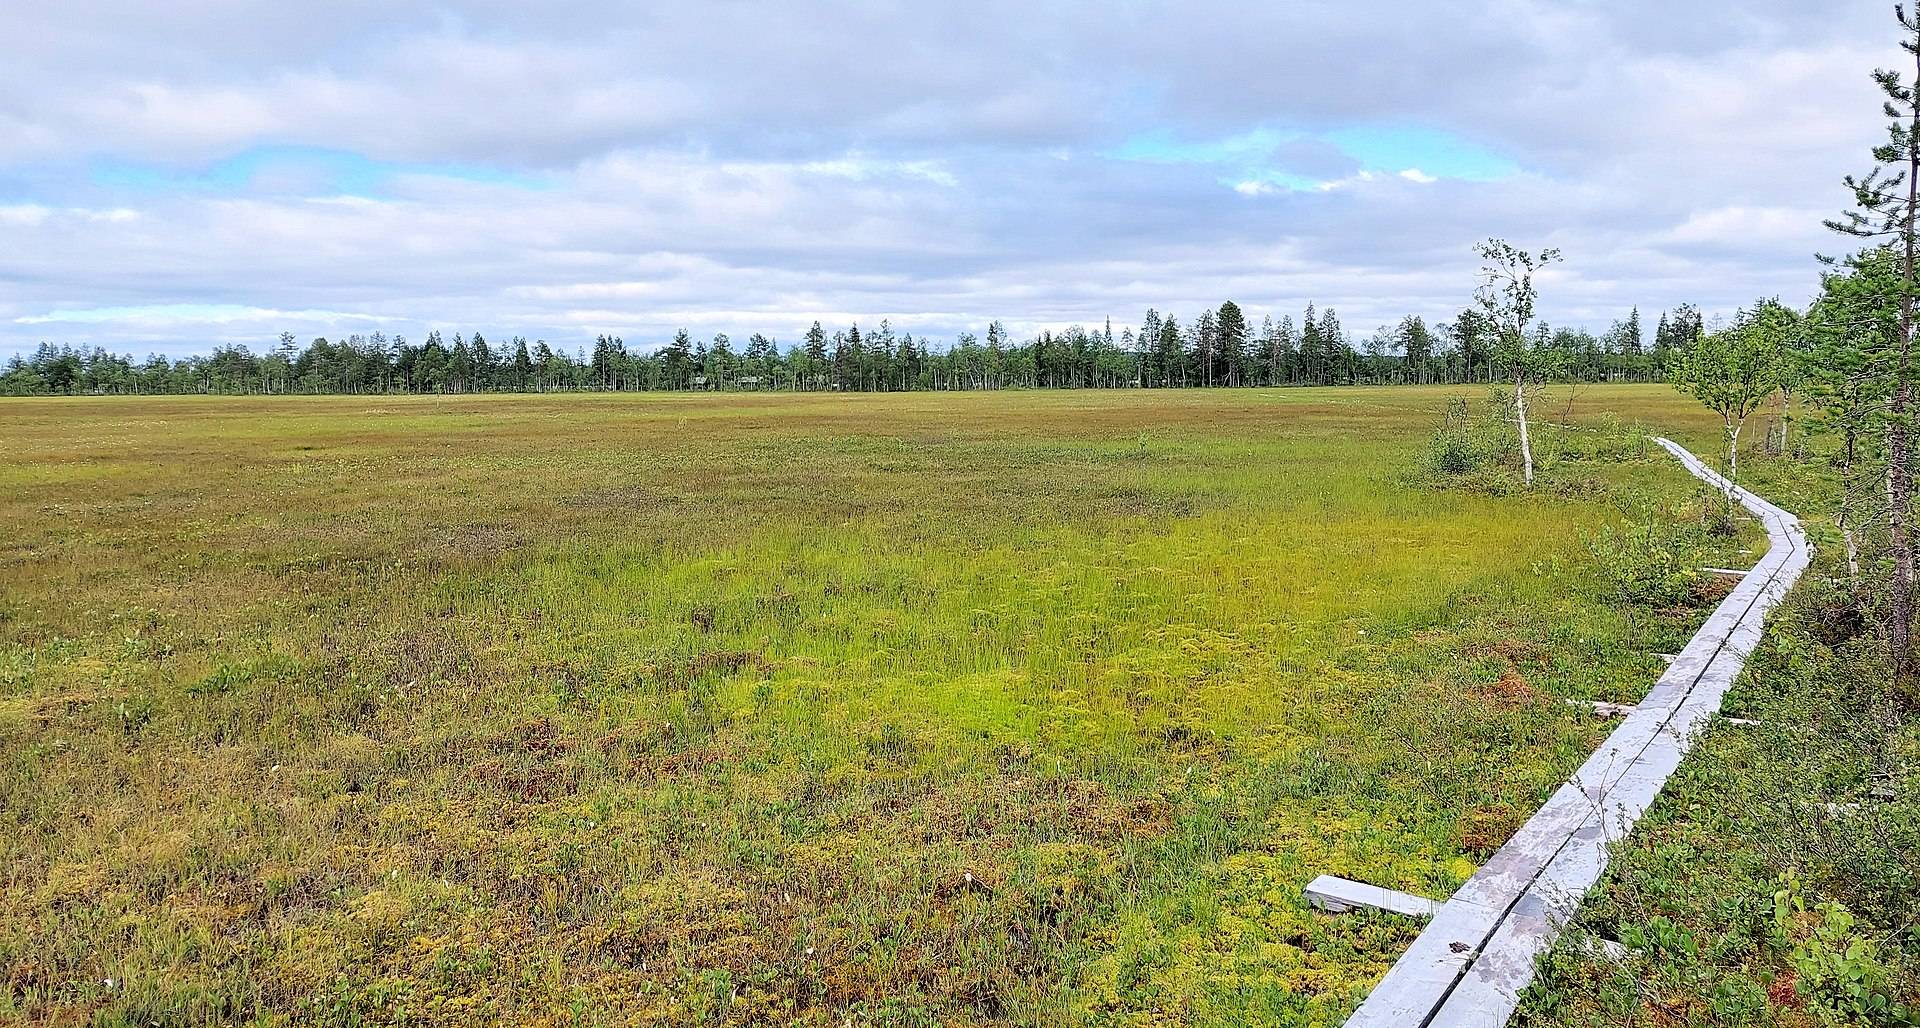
2 303 1700 397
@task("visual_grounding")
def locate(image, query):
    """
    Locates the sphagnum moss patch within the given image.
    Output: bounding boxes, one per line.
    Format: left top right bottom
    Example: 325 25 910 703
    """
0 386 1749 1026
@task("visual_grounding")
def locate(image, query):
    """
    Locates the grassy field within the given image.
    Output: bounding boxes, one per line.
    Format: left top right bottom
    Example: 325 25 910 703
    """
0 386 1750 1027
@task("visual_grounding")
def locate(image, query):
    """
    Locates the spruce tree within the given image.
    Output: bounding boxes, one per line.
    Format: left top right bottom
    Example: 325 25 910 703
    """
1319 309 1346 384
1275 315 1298 385
1257 315 1279 386
804 321 828 389
1157 316 1183 387
1300 305 1322 386
1139 309 1162 387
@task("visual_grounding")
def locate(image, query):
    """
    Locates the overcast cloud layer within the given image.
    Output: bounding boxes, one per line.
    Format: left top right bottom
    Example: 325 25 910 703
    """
0 1 1900 358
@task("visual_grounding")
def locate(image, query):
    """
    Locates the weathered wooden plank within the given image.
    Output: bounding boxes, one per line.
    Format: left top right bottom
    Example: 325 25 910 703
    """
1563 698 1636 718
1305 875 1444 919
1341 438 1809 1028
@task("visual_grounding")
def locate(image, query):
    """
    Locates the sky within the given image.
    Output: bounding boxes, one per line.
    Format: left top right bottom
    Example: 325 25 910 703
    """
0 1 1902 359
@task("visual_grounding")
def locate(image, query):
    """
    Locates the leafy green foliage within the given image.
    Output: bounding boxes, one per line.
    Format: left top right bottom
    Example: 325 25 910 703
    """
1585 521 1706 609
1775 873 1915 1026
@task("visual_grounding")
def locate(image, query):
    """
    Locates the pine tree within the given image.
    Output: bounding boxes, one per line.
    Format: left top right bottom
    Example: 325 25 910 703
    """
1825 4 1920 679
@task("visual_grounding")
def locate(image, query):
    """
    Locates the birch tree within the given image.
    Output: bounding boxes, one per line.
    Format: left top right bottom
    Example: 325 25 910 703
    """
1474 239 1562 488
1670 300 1791 515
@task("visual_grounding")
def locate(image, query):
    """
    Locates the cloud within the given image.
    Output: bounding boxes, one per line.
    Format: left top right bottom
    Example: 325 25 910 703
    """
0 1 1900 357
1 204 139 227
17 303 384 326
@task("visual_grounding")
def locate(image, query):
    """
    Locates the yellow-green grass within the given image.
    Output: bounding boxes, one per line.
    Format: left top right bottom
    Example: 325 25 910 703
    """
1 387 1745 1027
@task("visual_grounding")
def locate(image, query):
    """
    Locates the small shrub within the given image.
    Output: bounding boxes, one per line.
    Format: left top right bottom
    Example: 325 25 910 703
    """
1773 873 1916 1026
1422 396 1519 490
1586 520 1705 608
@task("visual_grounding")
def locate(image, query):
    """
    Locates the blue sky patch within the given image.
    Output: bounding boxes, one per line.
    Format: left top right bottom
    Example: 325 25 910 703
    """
1321 126 1517 182
1109 123 1518 191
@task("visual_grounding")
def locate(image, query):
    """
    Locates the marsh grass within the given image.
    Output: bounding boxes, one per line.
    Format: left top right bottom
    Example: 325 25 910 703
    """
0 387 1748 1026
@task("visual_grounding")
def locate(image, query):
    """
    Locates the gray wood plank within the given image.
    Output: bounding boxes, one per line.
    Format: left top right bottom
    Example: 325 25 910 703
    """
1305 875 1444 919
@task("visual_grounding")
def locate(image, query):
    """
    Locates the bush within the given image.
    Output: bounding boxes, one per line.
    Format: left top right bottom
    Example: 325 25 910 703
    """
1422 396 1519 490
1586 518 1708 608
1774 872 1915 1026
1422 392 1652 496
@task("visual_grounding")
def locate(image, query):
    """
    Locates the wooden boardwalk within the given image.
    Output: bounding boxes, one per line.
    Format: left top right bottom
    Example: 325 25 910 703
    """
1341 438 1811 1027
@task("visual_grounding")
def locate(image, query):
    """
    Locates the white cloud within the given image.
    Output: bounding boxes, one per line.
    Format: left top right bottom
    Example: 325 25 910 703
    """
1 204 140 227
1661 205 1831 248
0 1 1898 357
0 205 52 226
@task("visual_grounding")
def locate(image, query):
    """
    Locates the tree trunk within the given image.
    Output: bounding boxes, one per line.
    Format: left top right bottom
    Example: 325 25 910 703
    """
1895 32 1920 681
1891 403 1912 674
1514 376 1535 487
1841 421 1862 583
1726 419 1743 519
1781 388 1793 455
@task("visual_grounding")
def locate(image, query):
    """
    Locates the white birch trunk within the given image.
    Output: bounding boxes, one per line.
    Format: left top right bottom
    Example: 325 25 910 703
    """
1514 377 1535 488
